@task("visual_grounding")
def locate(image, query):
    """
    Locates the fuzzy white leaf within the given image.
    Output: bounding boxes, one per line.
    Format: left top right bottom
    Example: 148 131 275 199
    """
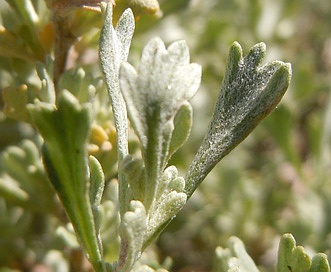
119 38 201 208
100 3 135 160
120 200 147 271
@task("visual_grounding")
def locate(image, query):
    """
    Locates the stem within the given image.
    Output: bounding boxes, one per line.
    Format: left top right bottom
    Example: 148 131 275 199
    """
53 12 76 91
118 238 129 270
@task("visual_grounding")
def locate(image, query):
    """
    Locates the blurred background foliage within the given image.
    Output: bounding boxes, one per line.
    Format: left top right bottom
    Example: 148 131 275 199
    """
0 0 331 271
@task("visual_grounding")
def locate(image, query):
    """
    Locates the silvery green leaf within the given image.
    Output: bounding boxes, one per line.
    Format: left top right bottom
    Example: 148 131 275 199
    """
167 102 193 163
146 191 186 240
120 38 200 150
120 200 147 272
144 166 187 245
89 156 105 208
99 3 135 160
185 41 291 197
89 155 105 253
99 2 135 218
155 166 185 200
119 37 201 208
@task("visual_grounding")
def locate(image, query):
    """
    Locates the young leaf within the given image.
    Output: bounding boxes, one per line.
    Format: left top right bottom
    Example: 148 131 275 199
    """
89 155 105 250
99 2 135 160
167 102 193 162
119 200 147 272
185 41 291 198
119 37 201 208
89 156 105 208
99 2 135 217
145 166 187 245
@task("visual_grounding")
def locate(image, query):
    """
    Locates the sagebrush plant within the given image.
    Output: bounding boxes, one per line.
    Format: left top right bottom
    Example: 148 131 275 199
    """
0 0 330 271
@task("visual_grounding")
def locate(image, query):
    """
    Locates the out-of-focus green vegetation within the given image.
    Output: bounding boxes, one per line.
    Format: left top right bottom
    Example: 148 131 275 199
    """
0 0 330 271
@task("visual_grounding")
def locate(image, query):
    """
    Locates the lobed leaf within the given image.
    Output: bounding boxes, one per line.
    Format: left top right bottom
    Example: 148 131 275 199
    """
119 37 201 208
185 41 291 198
28 90 105 271
144 166 187 246
277 233 330 272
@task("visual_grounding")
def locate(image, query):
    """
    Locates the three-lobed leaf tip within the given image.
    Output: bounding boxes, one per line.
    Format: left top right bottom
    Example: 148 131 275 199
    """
185 41 291 198
119 37 201 208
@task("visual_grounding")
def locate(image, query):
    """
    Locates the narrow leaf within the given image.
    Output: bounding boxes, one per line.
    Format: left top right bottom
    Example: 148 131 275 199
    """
99 3 135 218
99 3 134 160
